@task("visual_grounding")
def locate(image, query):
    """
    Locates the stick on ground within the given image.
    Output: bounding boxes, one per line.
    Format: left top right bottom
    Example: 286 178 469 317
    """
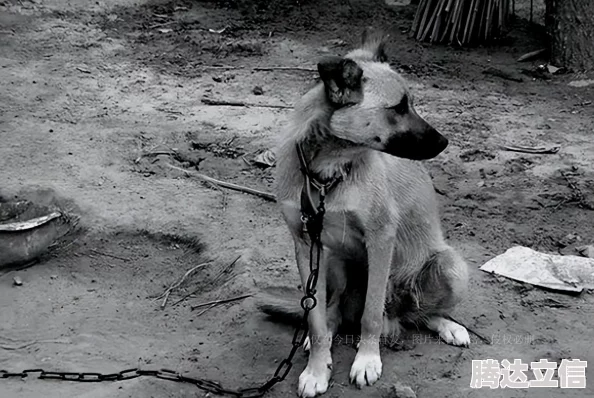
197 65 315 73
191 294 253 311
195 303 218 317
170 255 242 307
90 249 130 262
166 163 277 202
201 98 293 109
252 66 316 72
517 48 547 62
500 144 560 154
156 261 213 309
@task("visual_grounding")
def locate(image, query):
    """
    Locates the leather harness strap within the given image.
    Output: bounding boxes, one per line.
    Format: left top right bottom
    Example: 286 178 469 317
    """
295 143 344 234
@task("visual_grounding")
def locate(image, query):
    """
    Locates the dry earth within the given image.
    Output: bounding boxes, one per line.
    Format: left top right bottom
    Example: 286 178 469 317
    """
1 0 593 397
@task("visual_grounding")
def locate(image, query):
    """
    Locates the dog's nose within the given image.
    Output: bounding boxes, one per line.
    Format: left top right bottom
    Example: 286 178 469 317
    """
431 129 449 156
384 128 449 160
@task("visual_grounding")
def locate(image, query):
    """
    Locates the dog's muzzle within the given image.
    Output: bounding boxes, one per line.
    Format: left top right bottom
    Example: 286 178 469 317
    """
384 127 448 160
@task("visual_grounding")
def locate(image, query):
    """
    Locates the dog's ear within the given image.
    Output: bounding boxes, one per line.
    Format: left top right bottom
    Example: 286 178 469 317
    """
317 56 364 107
361 27 389 63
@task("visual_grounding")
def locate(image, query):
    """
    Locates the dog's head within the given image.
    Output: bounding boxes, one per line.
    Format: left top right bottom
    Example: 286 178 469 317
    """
317 28 448 160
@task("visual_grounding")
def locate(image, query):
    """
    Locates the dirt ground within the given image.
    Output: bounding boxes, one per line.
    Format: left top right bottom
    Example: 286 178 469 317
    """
1 0 593 397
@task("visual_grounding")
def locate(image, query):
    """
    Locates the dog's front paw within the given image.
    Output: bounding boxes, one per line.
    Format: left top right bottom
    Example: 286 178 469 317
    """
298 363 331 397
349 352 382 388
440 323 470 347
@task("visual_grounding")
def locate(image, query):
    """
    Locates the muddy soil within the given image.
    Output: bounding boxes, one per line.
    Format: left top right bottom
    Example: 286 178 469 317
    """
1 0 593 397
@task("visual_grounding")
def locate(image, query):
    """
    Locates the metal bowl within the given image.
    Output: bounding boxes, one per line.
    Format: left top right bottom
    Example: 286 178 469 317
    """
0 201 67 268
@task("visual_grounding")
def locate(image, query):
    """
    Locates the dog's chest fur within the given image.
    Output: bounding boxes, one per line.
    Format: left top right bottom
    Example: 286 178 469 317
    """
282 200 366 259
320 209 366 259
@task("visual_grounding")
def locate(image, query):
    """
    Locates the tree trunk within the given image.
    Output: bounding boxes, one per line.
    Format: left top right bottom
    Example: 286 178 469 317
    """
545 0 594 71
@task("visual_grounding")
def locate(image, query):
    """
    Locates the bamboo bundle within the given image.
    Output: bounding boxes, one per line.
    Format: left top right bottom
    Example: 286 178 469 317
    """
410 0 511 46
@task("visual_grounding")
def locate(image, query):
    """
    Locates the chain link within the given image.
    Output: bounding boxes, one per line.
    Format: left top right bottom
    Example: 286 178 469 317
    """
1 194 327 398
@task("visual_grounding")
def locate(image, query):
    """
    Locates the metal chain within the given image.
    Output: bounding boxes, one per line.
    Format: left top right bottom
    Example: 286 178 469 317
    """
1 197 327 398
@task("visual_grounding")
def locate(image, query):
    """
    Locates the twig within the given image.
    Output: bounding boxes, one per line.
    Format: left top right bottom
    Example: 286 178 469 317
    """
148 20 177 30
166 163 277 202
517 48 547 62
1 339 70 351
560 170 592 210
429 63 447 71
154 107 183 115
500 144 560 154
156 262 213 309
170 255 242 307
445 315 491 345
212 255 241 286
196 65 316 73
90 249 130 262
190 294 253 311
201 98 293 109
195 303 218 317
76 67 91 74
252 66 316 72
198 65 244 70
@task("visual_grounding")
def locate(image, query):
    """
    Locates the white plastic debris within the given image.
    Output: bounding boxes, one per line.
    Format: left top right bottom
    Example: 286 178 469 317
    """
480 246 594 293
568 79 594 88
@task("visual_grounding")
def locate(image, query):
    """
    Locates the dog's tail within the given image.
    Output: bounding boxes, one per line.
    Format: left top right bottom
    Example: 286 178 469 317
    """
255 291 304 327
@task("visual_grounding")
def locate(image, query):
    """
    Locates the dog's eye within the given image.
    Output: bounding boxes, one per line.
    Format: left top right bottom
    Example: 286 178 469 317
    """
390 95 408 115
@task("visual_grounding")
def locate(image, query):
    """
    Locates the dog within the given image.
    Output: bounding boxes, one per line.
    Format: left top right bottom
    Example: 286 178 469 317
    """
259 28 470 397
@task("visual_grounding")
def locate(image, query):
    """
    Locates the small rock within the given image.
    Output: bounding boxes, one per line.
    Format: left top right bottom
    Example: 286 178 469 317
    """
50 275 58 280
576 245 594 258
536 123 551 130
381 382 417 398
252 86 264 95
546 64 560 74
557 233 581 248
327 39 347 46
13 276 22 286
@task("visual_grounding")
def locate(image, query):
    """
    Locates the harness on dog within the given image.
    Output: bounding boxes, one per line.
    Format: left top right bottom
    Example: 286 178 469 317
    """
295 142 344 236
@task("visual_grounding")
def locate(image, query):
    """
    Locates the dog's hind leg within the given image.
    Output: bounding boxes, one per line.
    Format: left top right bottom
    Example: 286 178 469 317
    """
426 316 469 347
293 239 333 398
419 246 470 347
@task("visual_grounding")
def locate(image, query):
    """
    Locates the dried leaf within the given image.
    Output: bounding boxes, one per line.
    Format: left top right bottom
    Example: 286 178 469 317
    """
253 150 276 168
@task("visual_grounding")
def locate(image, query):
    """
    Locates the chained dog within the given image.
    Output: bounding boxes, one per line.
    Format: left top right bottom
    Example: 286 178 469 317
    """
258 28 470 397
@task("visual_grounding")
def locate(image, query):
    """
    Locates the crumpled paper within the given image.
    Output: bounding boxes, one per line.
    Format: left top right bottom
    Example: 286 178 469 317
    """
480 246 594 293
